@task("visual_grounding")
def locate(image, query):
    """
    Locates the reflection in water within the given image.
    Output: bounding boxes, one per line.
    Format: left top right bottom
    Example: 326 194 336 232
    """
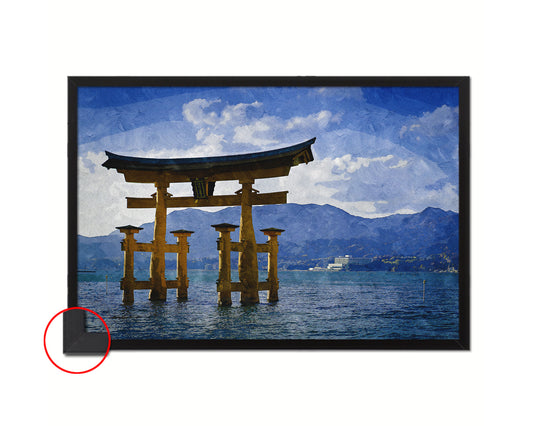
79 270 459 340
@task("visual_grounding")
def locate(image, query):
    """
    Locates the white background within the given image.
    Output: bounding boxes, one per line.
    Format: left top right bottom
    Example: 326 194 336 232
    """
2 1 532 425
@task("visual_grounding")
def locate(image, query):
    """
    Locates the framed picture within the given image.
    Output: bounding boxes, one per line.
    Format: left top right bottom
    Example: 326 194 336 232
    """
67 76 470 352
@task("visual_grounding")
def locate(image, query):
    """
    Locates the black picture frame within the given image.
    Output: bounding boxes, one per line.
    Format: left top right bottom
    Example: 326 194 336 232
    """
67 76 470 352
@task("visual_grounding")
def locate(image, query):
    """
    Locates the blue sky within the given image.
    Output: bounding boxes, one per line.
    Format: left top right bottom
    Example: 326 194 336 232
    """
78 86 459 236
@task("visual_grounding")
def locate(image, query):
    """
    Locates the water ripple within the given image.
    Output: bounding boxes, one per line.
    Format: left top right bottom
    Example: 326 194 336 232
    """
78 270 459 340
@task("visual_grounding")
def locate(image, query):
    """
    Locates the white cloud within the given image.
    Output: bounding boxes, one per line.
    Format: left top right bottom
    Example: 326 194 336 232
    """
186 133 225 157
423 182 459 211
233 109 337 148
399 123 422 138
182 98 221 125
400 105 458 139
137 132 226 159
78 152 157 236
332 154 394 173
233 117 280 146
195 128 206 141
183 99 340 150
351 201 379 213
391 208 418 216
389 159 409 169
417 105 458 136
286 110 333 130
220 101 262 125
183 98 263 129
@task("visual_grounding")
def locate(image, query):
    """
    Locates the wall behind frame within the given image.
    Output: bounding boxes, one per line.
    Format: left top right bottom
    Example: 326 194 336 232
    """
9 1 529 426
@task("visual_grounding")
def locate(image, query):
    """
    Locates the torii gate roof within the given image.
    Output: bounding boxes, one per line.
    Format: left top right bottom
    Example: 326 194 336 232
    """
102 138 315 183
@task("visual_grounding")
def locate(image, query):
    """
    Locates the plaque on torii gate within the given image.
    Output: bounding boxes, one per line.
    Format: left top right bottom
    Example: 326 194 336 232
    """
102 137 315 304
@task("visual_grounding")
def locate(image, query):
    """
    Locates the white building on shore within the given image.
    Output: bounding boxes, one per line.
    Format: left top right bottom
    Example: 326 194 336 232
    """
327 263 343 271
310 255 374 271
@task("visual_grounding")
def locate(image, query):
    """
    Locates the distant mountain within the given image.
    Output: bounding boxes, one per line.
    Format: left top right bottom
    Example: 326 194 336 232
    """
78 204 459 271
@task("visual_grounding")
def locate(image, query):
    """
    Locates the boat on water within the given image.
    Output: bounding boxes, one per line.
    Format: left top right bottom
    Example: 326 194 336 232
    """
77 269 96 273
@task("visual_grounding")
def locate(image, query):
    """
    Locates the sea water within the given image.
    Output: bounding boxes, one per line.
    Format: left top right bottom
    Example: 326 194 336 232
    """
77 270 459 340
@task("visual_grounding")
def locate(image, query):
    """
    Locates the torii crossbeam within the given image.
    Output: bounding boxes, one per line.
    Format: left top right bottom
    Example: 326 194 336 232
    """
102 137 315 305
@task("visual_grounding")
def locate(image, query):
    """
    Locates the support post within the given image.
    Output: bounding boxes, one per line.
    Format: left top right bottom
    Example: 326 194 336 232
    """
212 224 238 306
238 180 259 305
261 228 284 303
117 225 143 304
149 180 169 301
171 230 194 301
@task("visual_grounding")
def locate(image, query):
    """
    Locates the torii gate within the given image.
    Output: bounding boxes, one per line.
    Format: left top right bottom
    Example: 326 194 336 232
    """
102 137 315 305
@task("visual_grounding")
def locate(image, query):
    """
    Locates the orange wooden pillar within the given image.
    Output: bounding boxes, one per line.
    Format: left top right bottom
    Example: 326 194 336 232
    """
117 225 143 304
212 223 238 306
171 229 194 301
261 228 284 302
238 180 259 305
149 180 169 301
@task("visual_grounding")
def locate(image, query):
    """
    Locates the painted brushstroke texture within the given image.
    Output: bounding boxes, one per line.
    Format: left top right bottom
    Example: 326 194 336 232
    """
78 86 459 236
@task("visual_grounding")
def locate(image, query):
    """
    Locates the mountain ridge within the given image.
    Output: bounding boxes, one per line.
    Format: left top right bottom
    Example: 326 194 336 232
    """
78 203 459 271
